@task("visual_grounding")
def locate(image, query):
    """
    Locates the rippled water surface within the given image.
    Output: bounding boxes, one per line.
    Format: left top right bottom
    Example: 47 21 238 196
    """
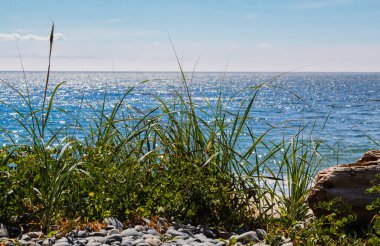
0 71 379 168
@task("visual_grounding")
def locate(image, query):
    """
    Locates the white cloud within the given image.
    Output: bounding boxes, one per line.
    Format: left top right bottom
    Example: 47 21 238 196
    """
106 18 126 23
295 0 352 9
0 33 66 41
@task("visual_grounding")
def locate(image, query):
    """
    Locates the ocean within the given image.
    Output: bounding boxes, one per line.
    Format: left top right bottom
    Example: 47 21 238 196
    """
0 71 379 169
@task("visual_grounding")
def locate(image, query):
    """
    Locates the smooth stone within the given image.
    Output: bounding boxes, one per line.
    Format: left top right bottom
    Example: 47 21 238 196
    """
142 218 151 225
111 242 121 246
99 244 109 246
27 232 44 239
134 226 145 232
52 242 71 246
87 242 102 246
178 228 194 237
108 229 120 236
145 229 159 237
131 239 144 246
166 229 186 237
42 238 56 246
135 244 150 246
18 240 36 246
234 231 260 243
252 243 271 246
194 243 215 246
103 218 123 230
106 234 122 244
76 230 88 238
255 229 267 241
186 238 202 243
216 242 227 246
55 237 74 244
4 241 15 246
144 238 161 246
21 234 32 241
77 239 88 244
89 231 107 237
121 229 142 237
0 224 9 238
194 233 209 241
121 237 136 246
202 228 215 239
87 237 106 243
121 238 132 246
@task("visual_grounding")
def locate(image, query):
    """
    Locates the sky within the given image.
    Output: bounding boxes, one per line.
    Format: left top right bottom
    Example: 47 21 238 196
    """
0 0 380 72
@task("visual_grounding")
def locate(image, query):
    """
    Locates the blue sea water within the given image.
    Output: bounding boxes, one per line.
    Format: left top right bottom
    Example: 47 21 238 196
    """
0 71 379 169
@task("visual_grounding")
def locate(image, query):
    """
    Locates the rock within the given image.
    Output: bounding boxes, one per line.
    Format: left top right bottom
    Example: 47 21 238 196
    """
144 237 161 246
121 229 142 237
74 230 88 238
202 228 215 239
134 225 145 232
216 230 233 240
105 234 122 244
42 238 56 246
233 231 260 243
108 229 120 236
89 231 107 237
18 240 36 246
87 237 106 244
87 242 102 246
0 224 10 238
55 237 74 244
135 244 150 246
21 234 31 241
307 150 380 225
130 238 145 245
104 218 123 230
166 229 186 237
52 242 71 246
255 229 267 240
145 229 159 237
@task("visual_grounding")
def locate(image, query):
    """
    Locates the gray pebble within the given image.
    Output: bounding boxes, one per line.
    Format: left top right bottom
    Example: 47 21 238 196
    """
121 229 142 237
135 244 150 246
18 240 36 246
108 229 120 236
89 231 107 237
42 238 56 246
202 228 215 239
255 229 267 240
234 231 260 243
166 229 186 237
21 234 31 241
87 237 106 244
0 224 9 238
87 242 102 246
52 242 71 246
106 234 122 244
144 237 161 246
75 230 88 238
134 226 145 232
178 228 194 237
145 229 159 237
131 238 145 246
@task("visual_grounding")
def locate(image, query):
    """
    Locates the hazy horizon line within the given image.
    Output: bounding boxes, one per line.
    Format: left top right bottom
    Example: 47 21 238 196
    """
1 70 380 73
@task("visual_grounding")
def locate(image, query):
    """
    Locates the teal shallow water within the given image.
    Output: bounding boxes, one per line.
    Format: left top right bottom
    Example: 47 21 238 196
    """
0 71 379 169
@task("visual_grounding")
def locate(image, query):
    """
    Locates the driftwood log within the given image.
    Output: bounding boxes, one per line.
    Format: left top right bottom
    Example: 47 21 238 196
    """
307 150 380 225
